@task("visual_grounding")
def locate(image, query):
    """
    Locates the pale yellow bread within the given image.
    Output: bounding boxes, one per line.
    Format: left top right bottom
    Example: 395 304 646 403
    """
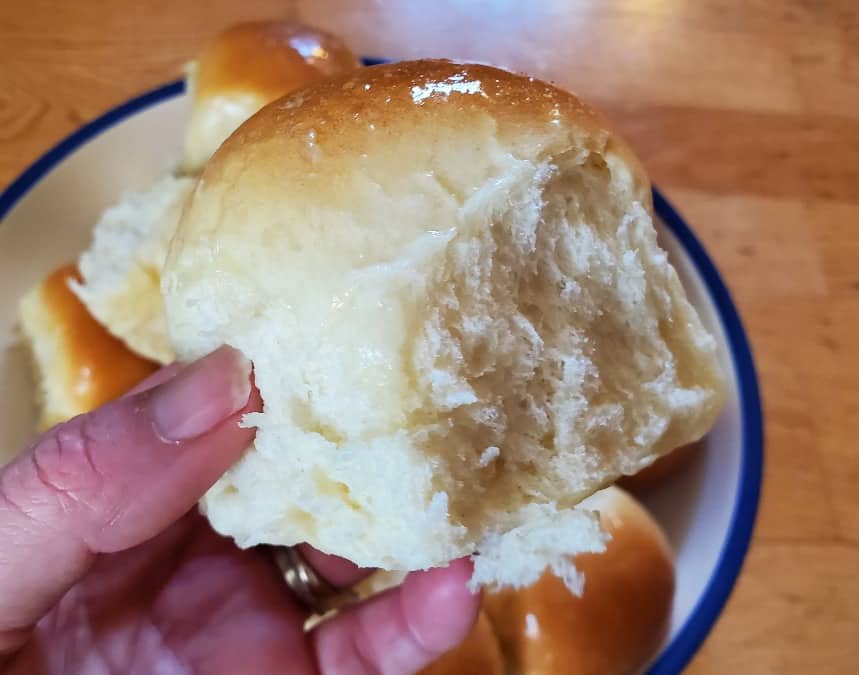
70 175 194 364
163 59 725 589
18 265 159 430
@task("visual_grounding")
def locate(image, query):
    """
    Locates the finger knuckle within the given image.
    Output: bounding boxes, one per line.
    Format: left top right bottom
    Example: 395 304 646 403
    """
29 414 107 512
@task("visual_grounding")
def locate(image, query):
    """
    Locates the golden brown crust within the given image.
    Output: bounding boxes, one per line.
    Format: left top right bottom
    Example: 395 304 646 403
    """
194 21 360 101
483 488 675 675
27 265 159 428
205 59 649 201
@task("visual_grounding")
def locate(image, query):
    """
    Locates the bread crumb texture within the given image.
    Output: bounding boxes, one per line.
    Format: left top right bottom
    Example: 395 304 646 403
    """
72 175 194 364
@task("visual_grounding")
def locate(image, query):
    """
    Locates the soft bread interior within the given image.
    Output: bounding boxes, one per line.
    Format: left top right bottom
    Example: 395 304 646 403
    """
163 60 724 589
70 175 193 364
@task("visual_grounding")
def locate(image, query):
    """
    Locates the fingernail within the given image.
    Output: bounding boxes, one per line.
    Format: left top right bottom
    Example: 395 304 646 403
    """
150 346 252 442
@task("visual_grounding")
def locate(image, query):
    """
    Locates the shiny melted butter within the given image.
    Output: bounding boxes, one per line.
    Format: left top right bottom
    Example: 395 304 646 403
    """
288 35 329 64
524 613 540 640
42 265 159 411
410 73 485 104
195 23 360 99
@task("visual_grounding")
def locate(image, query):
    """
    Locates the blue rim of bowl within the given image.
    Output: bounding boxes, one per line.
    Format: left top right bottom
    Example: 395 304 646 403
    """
0 62 763 675
646 194 763 674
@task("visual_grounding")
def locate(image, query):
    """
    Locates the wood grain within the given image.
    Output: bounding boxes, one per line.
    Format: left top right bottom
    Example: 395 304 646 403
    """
1 1 857 672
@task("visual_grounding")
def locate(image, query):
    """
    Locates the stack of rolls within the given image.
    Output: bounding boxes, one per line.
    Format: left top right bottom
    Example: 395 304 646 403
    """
18 20 361 427
15 22 724 675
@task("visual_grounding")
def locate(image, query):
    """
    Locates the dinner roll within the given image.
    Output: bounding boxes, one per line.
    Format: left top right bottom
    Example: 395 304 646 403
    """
483 487 675 675
619 440 702 493
181 20 360 174
72 22 358 363
163 60 724 588
18 265 158 429
71 175 194 363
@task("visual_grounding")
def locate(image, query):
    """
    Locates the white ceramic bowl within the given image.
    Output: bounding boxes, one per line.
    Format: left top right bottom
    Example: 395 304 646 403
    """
0 72 763 674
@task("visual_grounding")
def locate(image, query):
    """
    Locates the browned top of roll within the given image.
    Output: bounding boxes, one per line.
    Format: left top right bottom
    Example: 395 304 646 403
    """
483 487 675 675
208 58 644 186
194 21 360 102
44 266 158 406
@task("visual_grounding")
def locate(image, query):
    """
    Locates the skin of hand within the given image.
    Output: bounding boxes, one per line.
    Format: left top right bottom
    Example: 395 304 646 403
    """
0 346 480 675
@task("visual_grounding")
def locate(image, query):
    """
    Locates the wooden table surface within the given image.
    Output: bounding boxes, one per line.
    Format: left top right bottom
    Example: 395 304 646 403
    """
1 1 857 672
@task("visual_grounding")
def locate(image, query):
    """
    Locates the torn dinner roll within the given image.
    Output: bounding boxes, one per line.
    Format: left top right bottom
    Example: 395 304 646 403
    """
162 59 724 588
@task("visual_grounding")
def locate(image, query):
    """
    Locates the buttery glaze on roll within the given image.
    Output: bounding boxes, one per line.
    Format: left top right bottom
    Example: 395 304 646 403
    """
182 20 360 173
18 265 159 429
483 487 675 675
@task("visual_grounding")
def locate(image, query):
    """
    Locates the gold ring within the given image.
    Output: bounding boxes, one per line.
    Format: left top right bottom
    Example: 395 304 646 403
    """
270 545 356 617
